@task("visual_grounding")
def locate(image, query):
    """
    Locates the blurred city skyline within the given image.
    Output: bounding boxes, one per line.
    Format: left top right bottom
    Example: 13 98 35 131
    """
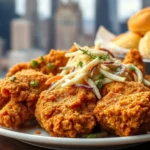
16 0 95 20
0 0 150 78
16 0 142 21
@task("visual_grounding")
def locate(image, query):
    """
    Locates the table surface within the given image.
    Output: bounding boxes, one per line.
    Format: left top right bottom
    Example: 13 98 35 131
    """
0 135 149 150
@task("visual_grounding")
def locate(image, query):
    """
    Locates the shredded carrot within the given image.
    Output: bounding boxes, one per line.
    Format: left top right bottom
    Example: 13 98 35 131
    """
45 76 63 85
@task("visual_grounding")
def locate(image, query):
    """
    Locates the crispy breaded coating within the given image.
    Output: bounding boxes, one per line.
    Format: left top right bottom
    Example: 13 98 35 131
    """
0 101 34 128
95 82 150 136
7 50 68 77
0 93 9 110
101 81 149 97
0 80 9 109
145 75 150 81
123 49 145 74
35 86 97 138
0 69 49 128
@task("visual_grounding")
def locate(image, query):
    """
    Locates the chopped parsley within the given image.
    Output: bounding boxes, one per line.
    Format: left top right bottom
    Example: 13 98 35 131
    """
78 61 83 68
48 63 55 69
128 65 135 71
99 73 104 79
87 134 97 138
30 80 39 87
99 54 109 60
116 67 121 72
79 48 96 59
41 56 44 61
31 60 38 68
96 80 103 89
10 75 16 82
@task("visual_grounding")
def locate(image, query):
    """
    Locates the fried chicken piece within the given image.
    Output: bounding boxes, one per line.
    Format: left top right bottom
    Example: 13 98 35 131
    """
145 75 150 81
94 81 150 136
0 69 49 128
123 49 145 74
0 93 9 110
35 86 97 138
101 81 149 97
7 50 68 77
0 80 9 109
0 101 34 128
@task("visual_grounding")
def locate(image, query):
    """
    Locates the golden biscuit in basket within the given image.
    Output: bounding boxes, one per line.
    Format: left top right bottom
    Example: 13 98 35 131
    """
112 32 141 49
139 31 150 59
128 7 150 35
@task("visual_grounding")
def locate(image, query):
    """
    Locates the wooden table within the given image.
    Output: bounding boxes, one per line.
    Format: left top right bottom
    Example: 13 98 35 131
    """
0 135 150 150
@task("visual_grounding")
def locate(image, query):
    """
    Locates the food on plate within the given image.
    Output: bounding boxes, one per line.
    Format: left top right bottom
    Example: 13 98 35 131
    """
0 86 9 110
112 32 141 49
128 7 150 35
94 83 150 136
101 81 149 97
139 31 150 59
6 50 68 77
123 49 145 74
96 7 150 59
0 42 150 138
0 69 49 128
35 86 96 138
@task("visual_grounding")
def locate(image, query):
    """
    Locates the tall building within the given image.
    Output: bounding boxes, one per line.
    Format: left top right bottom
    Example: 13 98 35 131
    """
39 19 52 51
50 0 59 49
55 0 82 49
0 0 16 50
51 0 59 17
142 0 150 7
95 0 110 34
95 0 120 34
0 38 5 57
24 0 38 47
25 0 38 24
11 19 33 50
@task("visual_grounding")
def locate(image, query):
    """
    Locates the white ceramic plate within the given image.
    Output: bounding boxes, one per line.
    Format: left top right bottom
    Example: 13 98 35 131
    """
0 125 150 150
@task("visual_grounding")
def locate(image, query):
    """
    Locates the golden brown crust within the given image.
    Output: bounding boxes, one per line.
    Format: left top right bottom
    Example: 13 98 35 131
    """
0 101 34 128
7 50 68 77
112 32 141 49
0 69 49 128
123 49 145 74
101 81 149 97
0 80 9 109
94 81 150 136
35 86 97 138
128 7 150 35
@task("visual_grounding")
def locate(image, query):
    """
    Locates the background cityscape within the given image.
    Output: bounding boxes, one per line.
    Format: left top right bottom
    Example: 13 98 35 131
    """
0 0 149 77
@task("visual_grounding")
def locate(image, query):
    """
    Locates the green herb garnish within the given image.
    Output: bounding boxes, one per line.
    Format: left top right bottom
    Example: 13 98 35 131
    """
10 75 16 82
116 67 121 72
41 56 44 61
99 54 109 60
60 66 68 70
99 73 104 79
30 80 39 87
48 63 55 69
78 61 83 68
96 80 103 89
31 60 38 68
128 65 135 71
87 134 97 138
79 49 96 59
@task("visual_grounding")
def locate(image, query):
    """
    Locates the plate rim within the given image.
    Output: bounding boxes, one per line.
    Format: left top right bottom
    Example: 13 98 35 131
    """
0 127 150 147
